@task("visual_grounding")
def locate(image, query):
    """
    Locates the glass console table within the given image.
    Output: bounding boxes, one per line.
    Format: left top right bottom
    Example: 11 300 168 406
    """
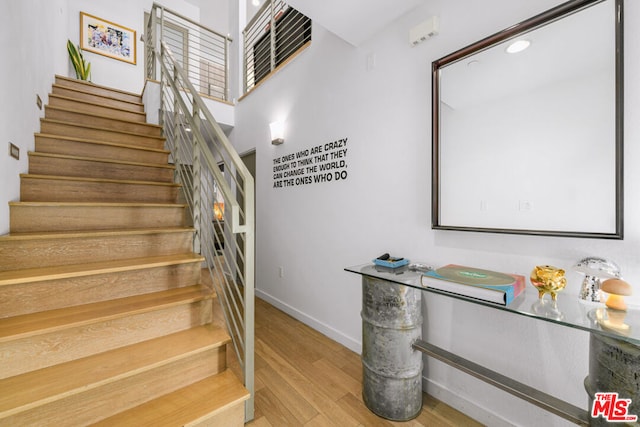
346 262 640 426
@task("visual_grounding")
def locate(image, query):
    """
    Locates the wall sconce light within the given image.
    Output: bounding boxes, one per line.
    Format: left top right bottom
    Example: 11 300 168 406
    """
270 121 285 145
213 202 224 221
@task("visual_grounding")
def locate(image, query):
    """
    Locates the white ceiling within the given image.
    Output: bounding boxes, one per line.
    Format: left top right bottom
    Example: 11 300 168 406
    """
285 0 430 47
183 0 429 46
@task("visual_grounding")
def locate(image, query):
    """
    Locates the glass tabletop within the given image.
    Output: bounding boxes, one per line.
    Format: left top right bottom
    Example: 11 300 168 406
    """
345 262 640 346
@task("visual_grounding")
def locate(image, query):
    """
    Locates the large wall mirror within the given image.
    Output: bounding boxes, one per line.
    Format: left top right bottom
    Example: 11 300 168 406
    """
432 0 623 238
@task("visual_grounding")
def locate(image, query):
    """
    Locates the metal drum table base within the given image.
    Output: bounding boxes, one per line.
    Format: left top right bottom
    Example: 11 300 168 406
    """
361 276 423 421
584 333 640 426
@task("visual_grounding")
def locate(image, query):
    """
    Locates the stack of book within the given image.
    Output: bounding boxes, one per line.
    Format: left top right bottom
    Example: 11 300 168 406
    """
421 264 525 305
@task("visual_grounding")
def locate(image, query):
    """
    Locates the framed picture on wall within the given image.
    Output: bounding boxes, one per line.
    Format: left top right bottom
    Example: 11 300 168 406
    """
80 12 136 65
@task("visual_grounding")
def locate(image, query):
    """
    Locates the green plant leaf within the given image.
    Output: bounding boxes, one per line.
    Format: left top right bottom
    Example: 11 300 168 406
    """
67 39 91 81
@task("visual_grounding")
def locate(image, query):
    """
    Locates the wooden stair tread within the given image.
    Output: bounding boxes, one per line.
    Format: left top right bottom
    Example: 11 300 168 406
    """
0 227 193 241
9 201 186 208
0 325 230 417
0 285 212 342
91 370 249 427
55 75 142 99
21 173 181 188
0 252 204 286
35 133 169 154
40 118 165 141
48 93 147 117
28 152 175 170
45 105 162 130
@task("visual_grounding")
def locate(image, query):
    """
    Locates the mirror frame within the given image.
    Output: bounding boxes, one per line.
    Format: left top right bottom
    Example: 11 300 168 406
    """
431 0 624 239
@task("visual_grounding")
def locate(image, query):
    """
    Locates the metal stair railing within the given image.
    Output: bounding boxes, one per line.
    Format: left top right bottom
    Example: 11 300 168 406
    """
243 0 311 93
145 6 255 421
146 3 231 101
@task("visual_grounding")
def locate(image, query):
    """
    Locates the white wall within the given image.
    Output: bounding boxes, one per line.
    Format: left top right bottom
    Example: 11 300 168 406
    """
199 0 230 35
66 0 200 93
65 0 144 93
0 0 69 234
245 0 262 24
230 0 640 425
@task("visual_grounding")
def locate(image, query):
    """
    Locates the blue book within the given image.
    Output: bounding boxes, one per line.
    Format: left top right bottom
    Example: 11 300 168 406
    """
421 264 525 305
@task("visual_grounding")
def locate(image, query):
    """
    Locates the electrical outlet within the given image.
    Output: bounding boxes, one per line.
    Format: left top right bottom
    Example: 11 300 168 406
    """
519 200 533 211
279 266 284 278
366 53 376 71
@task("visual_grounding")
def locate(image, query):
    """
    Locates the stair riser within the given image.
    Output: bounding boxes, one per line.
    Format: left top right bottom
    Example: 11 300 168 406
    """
48 96 146 123
10 205 186 232
45 107 162 137
0 231 194 272
28 154 174 183
52 85 144 112
92 372 248 427
20 176 179 204
54 77 142 104
40 121 165 150
0 300 213 379
35 135 169 164
0 262 202 318
1 347 224 426
191 402 245 427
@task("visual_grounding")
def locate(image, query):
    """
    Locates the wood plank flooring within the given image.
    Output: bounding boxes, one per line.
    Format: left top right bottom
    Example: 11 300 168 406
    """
222 298 483 426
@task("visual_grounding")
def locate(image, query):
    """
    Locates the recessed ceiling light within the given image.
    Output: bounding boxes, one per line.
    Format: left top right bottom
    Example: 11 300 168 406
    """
506 39 531 54
252 0 260 6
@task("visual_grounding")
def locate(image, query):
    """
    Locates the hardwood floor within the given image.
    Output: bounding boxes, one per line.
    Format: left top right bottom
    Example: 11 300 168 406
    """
223 297 483 426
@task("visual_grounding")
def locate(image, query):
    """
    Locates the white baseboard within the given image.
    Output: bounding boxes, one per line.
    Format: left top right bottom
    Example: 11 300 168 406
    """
422 376 514 427
255 289 362 354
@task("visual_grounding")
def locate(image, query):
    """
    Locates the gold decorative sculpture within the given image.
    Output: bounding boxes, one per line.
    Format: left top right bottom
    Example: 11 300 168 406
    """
530 265 567 300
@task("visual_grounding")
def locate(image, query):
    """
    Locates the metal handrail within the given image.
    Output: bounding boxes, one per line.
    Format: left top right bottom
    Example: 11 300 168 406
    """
245 0 276 32
147 3 232 101
156 3 231 41
242 0 311 93
146 5 255 421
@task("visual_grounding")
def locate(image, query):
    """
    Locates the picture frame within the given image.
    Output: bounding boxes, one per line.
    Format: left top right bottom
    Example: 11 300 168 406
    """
9 142 19 160
80 12 136 65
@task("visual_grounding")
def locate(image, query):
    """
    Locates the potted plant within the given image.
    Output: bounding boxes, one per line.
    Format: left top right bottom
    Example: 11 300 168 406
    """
67 40 91 81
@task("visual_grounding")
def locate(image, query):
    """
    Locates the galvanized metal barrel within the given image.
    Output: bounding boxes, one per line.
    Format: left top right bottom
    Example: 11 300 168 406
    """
361 276 423 421
584 333 640 426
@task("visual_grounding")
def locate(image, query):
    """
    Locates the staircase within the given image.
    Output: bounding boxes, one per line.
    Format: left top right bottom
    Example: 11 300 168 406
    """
0 75 249 426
